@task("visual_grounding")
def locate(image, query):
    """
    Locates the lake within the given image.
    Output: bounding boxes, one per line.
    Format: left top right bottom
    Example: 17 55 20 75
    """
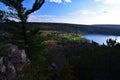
83 34 120 45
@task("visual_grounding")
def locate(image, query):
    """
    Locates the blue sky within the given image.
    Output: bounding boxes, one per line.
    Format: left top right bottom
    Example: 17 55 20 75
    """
1 0 120 24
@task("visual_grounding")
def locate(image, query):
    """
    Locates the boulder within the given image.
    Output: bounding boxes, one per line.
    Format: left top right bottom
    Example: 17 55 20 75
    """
0 43 30 80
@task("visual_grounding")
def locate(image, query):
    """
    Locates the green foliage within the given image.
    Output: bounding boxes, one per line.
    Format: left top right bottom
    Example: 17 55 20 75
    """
0 41 4 46
58 60 76 80
106 38 117 47
58 33 88 44
26 35 45 60
23 54 51 80
3 25 120 80
23 32 52 80
5 26 19 33
0 43 11 56
22 30 91 80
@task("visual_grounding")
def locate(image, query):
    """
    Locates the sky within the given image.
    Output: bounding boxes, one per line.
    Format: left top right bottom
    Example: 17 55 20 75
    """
1 0 120 25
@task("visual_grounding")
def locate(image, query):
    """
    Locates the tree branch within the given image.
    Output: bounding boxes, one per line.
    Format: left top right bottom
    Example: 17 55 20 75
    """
25 0 45 15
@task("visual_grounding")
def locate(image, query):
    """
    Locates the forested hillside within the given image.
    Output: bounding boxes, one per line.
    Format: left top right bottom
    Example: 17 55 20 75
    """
1 22 120 35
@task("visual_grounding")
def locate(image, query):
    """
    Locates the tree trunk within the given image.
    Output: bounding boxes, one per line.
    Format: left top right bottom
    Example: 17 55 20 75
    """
22 21 27 43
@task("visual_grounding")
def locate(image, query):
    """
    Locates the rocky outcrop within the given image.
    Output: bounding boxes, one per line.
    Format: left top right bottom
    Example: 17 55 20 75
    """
0 43 30 80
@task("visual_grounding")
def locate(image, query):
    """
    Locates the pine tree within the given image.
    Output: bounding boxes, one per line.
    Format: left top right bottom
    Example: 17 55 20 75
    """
0 0 45 43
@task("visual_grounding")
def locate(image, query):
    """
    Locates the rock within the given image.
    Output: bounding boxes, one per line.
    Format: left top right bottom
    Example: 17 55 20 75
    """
10 49 27 63
0 43 30 80
3 43 18 53
0 43 18 56
0 57 6 73
5 58 16 80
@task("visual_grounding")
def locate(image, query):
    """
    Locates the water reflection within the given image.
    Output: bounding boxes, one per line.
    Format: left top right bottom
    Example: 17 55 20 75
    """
83 34 120 45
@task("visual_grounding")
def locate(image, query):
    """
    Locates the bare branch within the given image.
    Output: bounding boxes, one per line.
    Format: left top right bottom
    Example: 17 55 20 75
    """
25 0 45 15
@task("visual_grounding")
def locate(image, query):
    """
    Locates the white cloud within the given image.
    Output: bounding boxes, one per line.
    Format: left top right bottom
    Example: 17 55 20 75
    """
95 0 120 4
67 6 120 25
91 9 120 24
94 0 101 2
81 10 89 15
64 0 72 3
49 0 62 4
69 9 97 16
28 6 120 25
48 0 72 3
74 8 120 24
28 14 57 22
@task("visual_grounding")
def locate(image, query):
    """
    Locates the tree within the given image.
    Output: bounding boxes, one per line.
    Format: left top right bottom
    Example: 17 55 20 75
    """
0 10 5 22
0 0 45 43
0 10 10 22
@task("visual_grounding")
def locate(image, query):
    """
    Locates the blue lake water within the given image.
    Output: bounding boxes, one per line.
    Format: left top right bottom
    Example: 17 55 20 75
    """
83 34 120 45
